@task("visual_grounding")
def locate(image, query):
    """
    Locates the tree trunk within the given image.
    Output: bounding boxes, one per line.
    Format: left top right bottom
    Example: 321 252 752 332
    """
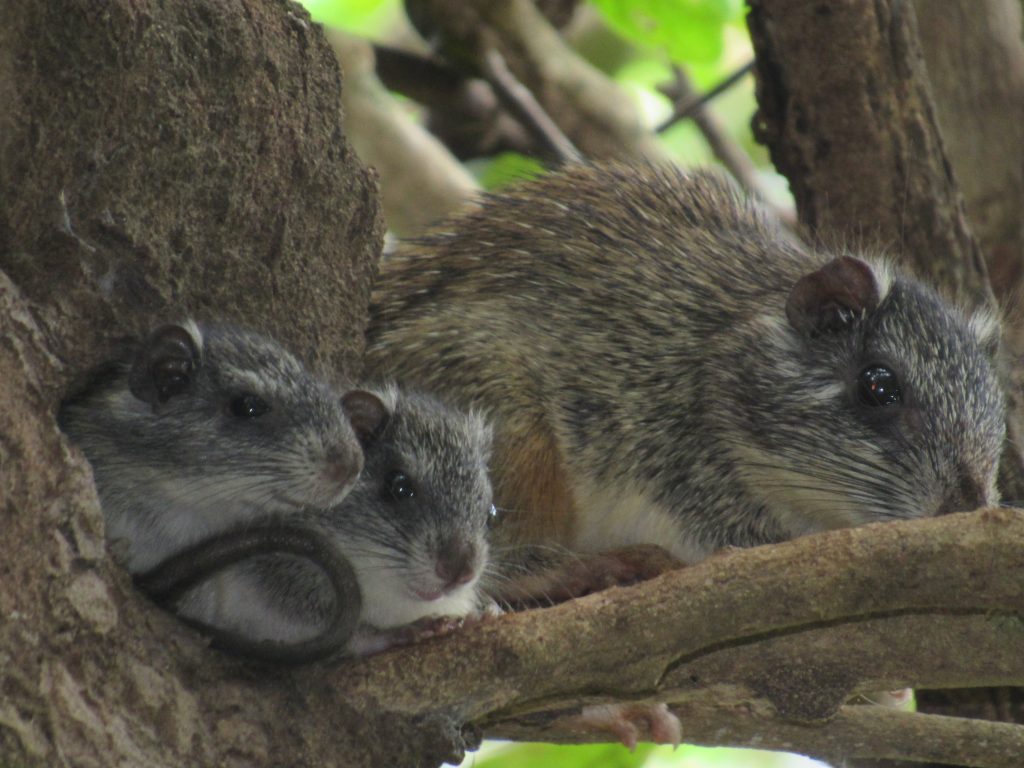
0 0 389 764
913 0 1024 304
747 0 992 309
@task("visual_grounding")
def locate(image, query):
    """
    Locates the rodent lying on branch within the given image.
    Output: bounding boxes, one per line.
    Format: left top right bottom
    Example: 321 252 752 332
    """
61 321 496 662
366 162 1006 596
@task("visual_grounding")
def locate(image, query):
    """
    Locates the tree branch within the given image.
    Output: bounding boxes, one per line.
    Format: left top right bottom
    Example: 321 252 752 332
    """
656 61 754 133
493 704 1024 768
323 509 1024 765
656 65 792 226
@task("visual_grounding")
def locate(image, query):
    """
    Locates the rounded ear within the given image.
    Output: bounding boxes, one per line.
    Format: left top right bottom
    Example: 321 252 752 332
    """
785 256 880 335
341 390 390 448
129 324 201 407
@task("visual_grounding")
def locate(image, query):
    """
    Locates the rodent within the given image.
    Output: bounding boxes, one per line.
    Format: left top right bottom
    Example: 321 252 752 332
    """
162 384 496 657
62 322 495 659
364 162 1007 585
60 320 369 573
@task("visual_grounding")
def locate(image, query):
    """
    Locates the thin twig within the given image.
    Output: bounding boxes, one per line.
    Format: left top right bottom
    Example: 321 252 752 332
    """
658 64 795 227
656 60 754 133
479 47 583 164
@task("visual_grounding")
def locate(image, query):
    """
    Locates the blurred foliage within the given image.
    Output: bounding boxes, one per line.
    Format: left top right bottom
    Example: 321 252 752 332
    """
298 0 775 188
298 0 803 765
464 740 829 768
470 152 547 189
588 0 744 63
300 0 402 33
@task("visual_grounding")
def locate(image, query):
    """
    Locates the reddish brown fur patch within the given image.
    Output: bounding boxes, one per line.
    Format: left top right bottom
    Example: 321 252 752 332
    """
492 422 577 549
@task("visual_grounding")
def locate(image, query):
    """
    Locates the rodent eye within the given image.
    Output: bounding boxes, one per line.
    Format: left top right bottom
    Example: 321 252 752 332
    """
857 365 902 407
486 503 499 528
230 394 271 419
383 471 416 502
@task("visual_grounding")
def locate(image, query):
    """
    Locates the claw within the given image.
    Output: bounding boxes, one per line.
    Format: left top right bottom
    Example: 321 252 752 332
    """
567 702 681 751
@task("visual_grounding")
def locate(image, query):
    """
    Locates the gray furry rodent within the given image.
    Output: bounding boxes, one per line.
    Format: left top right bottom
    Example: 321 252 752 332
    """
60 321 376 660
60 321 368 573
171 385 496 656
62 322 495 658
365 162 1006 581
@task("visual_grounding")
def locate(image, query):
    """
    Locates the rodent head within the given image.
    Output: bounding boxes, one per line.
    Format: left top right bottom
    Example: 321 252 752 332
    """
61 321 367 569
726 255 1005 534
328 386 495 629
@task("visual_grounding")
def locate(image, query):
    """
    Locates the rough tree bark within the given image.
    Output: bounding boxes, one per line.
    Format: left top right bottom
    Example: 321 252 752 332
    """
913 0 1024 304
0 0 390 764
747 0 992 308
5 0 1024 767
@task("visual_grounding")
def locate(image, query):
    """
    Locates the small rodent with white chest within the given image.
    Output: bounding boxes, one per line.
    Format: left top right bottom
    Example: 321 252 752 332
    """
62 322 496 660
60 320 371 574
365 162 1007 587
168 384 497 657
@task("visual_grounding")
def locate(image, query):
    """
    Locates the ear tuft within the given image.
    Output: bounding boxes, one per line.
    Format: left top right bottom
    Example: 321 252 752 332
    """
129 323 201 407
786 256 880 335
342 390 390 448
968 307 1001 359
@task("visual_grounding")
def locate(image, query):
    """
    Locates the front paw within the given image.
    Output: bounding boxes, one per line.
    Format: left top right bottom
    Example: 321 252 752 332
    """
499 544 684 608
567 702 682 751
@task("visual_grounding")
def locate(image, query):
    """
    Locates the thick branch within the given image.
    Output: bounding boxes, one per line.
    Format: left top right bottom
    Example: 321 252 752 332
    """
320 509 1024 765
334 510 1024 713
493 705 1024 768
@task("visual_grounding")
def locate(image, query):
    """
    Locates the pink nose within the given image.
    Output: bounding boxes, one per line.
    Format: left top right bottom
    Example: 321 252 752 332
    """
435 540 477 591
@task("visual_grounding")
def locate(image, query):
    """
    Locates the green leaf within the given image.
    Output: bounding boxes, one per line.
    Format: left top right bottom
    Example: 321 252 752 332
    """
473 153 547 190
588 0 745 64
296 0 398 33
469 741 657 768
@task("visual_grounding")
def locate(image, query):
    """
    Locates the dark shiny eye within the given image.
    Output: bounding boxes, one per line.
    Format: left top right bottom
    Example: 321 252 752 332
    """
857 365 902 407
384 471 416 501
486 503 499 528
230 394 270 419
153 359 192 403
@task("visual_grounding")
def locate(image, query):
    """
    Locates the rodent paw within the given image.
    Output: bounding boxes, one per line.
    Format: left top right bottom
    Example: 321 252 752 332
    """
500 544 684 608
567 702 681 751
